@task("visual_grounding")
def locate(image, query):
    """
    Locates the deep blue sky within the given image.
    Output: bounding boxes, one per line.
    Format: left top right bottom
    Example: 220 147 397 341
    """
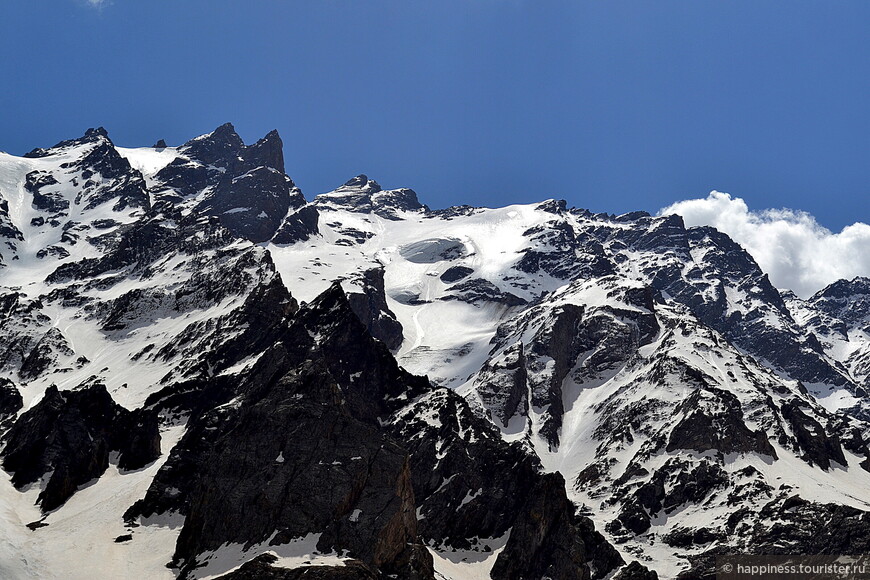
2 1 868 229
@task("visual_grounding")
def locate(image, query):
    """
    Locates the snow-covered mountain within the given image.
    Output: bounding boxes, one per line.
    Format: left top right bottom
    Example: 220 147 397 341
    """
1 125 869 580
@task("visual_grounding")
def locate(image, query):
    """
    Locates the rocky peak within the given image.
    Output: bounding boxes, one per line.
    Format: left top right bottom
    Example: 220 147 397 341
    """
154 124 303 242
2 383 160 512
23 126 113 159
242 129 286 173
342 174 381 192
810 277 870 328
314 175 425 218
180 122 246 166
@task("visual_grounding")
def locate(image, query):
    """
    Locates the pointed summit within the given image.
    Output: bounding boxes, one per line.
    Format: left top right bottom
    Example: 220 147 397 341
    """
23 126 113 158
242 129 285 173
181 123 245 165
340 174 382 193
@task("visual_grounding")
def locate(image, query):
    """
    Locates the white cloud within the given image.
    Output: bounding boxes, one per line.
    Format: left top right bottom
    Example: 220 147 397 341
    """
85 0 108 8
659 191 870 298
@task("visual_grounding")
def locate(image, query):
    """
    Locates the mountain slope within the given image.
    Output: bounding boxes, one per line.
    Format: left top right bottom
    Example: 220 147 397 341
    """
1 125 869 579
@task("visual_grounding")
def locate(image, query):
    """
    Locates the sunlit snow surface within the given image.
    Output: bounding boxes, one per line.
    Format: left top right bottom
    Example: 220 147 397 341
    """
0 424 185 580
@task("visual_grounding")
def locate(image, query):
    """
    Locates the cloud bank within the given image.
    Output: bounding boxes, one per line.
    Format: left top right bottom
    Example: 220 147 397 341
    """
659 191 870 298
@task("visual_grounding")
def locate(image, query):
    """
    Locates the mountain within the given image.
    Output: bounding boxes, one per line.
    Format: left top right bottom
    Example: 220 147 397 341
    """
0 125 869 579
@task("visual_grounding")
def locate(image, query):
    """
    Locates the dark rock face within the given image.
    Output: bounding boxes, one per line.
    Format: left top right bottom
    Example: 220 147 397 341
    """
127 285 433 579
666 386 777 458
166 359 429 579
19 327 75 381
273 205 320 244
491 473 592 580
196 166 298 243
442 278 526 307
0 378 23 425
479 280 659 449
810 277 870 330
25 171 67 214
613 561 659 580
516 220 614 281
346 268 404 351
389 389 625 580
780 400 846 470
475 341 529 427
0 292 49 373
155 124 304 242
2 383 160 512
0 198 24 246
439 265 474 283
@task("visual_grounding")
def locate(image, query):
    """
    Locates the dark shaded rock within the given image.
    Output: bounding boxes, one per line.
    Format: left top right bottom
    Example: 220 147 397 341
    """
155 124 304 242
117 408 161 471
128 284 433 579
273 205 320 244
389 389 624 580
475 341 529 427
426 205 479 220
2 383 160 511
181 123 246 167
535 199 567 214
491 473 592 580
613 561 659 580
19 327 75 381
346 267 404 351
25 171 67 214
198 165 297 243
611 498 651 535
439 265 474 283
662 526 722 549
153 139 168 149
666 386 777 459
516 220 614 280
165 360 430 579
780 400 846 470
442 279 526 307
0 199 25 242
0 378 23 425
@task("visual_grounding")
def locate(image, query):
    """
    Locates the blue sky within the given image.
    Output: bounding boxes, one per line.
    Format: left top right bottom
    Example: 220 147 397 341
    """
2 1 868 232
